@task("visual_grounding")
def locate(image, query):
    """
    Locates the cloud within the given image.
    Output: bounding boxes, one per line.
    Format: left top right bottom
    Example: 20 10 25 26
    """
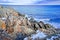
7 0 43 2
0 0 60 5
0 0 44 4
36 0 60 5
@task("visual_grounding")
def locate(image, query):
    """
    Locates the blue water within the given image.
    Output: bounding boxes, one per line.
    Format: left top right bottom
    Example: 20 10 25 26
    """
3 5 60 28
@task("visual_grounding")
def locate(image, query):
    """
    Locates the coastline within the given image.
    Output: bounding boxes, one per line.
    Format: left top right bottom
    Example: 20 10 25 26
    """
0 6 60 40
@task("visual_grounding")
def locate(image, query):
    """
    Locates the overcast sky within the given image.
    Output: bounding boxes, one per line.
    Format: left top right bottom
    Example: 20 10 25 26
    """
0 0 60 5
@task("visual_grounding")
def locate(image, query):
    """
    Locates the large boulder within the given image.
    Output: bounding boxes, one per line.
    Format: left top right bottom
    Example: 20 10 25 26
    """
45 24 54 29
33 23 40 31
38 21 46 29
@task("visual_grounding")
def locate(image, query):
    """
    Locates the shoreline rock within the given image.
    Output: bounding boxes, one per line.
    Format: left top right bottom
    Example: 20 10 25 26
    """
0 6 60 40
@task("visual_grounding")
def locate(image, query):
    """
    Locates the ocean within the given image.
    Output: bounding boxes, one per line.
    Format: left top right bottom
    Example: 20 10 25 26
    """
3 5 60 28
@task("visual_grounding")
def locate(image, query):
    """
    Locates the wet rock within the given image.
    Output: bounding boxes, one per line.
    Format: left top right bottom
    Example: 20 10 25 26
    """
15 33 27 40
39 21 46 29
55 29 60 34
29 18 39 31
29 17 35 22
45 34 60 40
1 36 12 40
39 28 56 35
0 30 13 40
53 38 60 40
45 24 54 29
33 23 40 31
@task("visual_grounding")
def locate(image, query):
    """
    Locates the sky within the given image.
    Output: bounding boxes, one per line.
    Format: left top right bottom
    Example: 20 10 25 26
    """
0 0 60 5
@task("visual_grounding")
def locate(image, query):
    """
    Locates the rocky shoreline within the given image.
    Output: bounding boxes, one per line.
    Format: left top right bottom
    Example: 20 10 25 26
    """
0 6 60 40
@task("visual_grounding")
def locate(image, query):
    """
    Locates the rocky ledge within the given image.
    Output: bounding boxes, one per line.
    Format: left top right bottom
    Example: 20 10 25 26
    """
0 6 60 40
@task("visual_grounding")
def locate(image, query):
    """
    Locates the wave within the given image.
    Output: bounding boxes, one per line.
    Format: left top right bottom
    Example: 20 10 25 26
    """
34 18 50 22
25 14 60 28
34 18 60 28
25 14 60 23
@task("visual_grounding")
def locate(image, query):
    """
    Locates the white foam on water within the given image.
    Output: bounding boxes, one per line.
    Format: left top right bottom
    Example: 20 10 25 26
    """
24 37 28 40
1 17 6 20
31 30 47 40
45 22 60 28
34 18 50 22
47 35 60 40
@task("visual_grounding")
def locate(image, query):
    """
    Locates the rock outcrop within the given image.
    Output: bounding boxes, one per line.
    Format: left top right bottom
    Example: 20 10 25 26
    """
0 6 60 40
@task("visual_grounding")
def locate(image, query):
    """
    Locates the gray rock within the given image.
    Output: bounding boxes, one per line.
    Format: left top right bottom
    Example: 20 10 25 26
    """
39 21 46 29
